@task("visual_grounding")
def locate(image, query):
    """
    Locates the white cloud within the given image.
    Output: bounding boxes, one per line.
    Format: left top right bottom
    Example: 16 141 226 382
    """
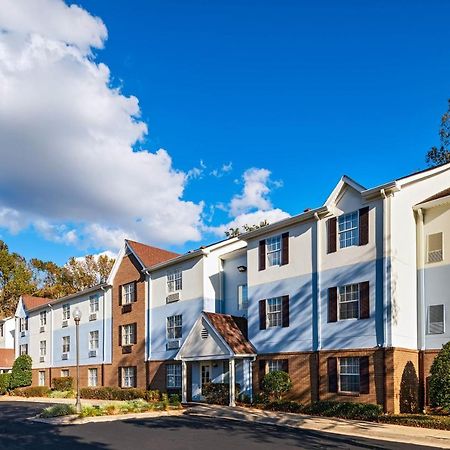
210 162 233 178
0 0 203 251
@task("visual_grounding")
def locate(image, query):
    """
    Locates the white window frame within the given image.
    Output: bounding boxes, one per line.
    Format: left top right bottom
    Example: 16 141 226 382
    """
40 311 47 327
20 318 27 332
40 340 46 357
122 283 135 305
166 364 181 388
428 304 445 335
338 357 360 394
20 344 27 355
266 297 282 328
167 269 183 293
267 360 284 373
62 336 70 353
61 369 69 378
0 323 3 338
237 284 248 310
89 330 99 350
167 315 182 340
266 236 282 267
88 368 98 387
121 324 135 346
89 295 99 313
122 367 136 388
38 371 45 387
63 304 70 320
338 284 360 320
427 232 444 264
338 211 359 249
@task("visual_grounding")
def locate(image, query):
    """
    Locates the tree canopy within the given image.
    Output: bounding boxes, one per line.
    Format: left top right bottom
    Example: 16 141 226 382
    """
426 99 450 167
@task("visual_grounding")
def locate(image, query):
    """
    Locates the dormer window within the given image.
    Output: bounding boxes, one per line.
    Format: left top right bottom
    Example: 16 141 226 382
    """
63 304 70 320
122 282 136 304
167 269 182 293
338 211 359 248
266 236 282 266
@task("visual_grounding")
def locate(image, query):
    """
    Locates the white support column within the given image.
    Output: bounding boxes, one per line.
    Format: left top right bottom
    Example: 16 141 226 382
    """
182 360 187 403
229 358 236 407
248 359 253 403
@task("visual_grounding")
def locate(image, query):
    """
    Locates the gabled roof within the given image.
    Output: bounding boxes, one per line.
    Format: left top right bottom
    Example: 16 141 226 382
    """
0 349 14 369
204 312 255 355
21 295 52 311
125 240 179 268
324 175 366 208
421 187 450 203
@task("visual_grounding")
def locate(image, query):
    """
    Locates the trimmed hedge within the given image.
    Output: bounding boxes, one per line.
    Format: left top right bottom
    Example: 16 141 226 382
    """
380 414 450 431
11 386 51 397
0 373 11 395
9 355 32 389
202 383 241 405
302 401 382 421
263 400 303 413
261 371 292 400
80 387 148 401
52 377 73 392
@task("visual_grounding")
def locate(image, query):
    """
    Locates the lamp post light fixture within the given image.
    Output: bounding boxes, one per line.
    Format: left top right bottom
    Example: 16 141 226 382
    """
237 265 247 273
73 307 82 414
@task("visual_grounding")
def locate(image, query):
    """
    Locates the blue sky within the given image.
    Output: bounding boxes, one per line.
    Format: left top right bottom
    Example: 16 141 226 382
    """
0 0 449 265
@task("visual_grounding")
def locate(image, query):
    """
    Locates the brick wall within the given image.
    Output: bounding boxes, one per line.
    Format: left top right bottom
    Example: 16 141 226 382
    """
422 349 439 407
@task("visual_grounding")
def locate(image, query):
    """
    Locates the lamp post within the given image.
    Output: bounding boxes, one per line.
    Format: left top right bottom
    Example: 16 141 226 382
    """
73 307 82 414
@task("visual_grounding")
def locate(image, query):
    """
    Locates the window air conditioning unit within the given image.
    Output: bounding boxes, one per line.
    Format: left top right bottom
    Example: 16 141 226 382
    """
39 356 45 363
40 326 45 333
88 350 97 358
166 292 180 304
89 313 97 321
166 340 180 350
61 353 68 360
62 320 68 328
20 331 25 337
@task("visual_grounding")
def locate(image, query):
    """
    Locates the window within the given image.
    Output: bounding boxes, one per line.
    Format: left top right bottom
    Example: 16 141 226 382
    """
122 324 135 346
238 284 248 310
339 357 360 393
167 315 182 340
122 283 136 304
338 211 359 248
339 284 360 320
61 369 69 377
167 269 182 293
62 336 70 353
20 318 27 332
38 371 45 387
166 364 181 388
0 323 3 337
88 368 98 387
20 344 28 355
89 330 99 350
63 304 70 320
40 340 46 357
428 304 445 334
89 295 99 313
427 232 443 263
266 236 281 267
40 311 47 327
122 367 136 388
266 297 282 328
268 360 284 373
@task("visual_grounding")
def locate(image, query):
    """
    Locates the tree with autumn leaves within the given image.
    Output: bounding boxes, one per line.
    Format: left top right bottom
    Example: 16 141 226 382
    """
0 240 114 318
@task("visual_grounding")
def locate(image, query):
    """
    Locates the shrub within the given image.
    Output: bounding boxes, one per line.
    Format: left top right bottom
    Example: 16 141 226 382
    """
429 341 450 409
261 371 292 400
264 400 303 413
80 386 147 401
202 383 241 405
49 390 74 399
169 394 181 405
52 377 73 392
11 386 50 397
380 414 450 431
0 373 11 395
302 401 382 421
79 405 103 418
9 355 32 389
40 404 76 418
146 390 160 402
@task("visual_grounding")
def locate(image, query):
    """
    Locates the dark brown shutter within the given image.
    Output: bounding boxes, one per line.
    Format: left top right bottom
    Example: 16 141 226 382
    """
327 217 337 253
328 287 338 322
282 295 290 328
327 357 338 393
118 367 122 388
118 285 122 306
359 207 369 246
25 318 28 331
281 232 289 265
359 356 370 394
25 344 28 355
133 366 138 387
118 325 122 346
259 300 266 330
282 359 289 374
259 359 266 387
132 323 137 344
359 281 370 319
258 240 266 271
133 281 137 302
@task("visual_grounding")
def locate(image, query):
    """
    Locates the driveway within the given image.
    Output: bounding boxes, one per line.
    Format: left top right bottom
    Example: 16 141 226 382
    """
0 401 437 449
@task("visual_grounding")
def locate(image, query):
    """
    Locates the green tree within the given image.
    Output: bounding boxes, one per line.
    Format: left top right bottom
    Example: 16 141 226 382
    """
429 341 450 409
426 99 450 167
9 354 32 389
225 220 269 238
261 370 292 400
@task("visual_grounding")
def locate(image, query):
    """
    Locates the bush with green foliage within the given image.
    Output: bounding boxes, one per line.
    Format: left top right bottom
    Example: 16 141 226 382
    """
302 401 382 421
429 342 450 410
49 390 74 399
169 394 181 406
0 373 11 395
9 355 32 389
380 414 450 431
146 389 161 402
80 386 147 401
40 404 76 418
202 383 241 405
263 400 303 413
261 371 292 400
52 376 73 392
11 386 50 397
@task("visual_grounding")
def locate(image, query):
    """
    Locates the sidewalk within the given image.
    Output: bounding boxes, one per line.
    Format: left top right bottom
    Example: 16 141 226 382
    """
186 404 450 449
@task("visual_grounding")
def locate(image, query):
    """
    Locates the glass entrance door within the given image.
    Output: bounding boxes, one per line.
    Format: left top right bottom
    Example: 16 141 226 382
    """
200 363 211 397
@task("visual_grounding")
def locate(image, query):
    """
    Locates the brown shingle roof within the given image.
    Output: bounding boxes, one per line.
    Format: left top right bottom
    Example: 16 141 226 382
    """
421 187 450 203
0 349 14 368
204 312 255 355
126 240 179 268
21 295 52 311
